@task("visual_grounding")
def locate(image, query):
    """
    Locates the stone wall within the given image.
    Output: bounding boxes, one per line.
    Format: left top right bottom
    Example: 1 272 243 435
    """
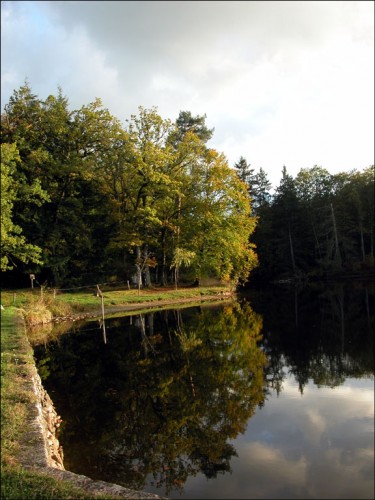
30 368 64 469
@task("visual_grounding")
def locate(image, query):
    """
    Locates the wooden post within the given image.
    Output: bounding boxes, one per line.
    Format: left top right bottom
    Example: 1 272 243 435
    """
53 288 56 299
101 295 106 330
127 280 130 290
97 285 106 343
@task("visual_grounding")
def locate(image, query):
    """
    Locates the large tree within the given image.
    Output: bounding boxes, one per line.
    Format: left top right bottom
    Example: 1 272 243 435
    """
1 84 120 284
181 149 258 284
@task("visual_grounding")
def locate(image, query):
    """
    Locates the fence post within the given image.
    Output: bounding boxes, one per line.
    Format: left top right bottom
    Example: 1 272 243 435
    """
96 285 107 343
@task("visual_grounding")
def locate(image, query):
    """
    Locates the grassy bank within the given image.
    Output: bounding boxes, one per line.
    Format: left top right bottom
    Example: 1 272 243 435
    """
0 307 117 499
1 284 232 324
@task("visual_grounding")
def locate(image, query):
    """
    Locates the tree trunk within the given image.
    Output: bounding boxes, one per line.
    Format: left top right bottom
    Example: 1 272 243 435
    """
135 246 142 293
288 224 296 274
143 246 151 287
330 203 342 267
160 227 168 285
360 223 366 262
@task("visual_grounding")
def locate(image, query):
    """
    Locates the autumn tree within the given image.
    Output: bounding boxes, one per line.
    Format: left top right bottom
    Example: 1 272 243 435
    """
180 149 258 284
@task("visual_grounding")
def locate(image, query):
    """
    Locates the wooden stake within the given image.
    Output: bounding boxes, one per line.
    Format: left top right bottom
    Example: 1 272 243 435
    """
97 285 106 343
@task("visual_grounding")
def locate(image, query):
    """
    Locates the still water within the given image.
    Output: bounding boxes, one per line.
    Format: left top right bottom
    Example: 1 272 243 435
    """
33 282 374 499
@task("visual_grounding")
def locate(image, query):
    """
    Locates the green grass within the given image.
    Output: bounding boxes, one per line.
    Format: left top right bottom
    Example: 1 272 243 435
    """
1 465 113 499
1 308 34 466
1 284 232 317
55 284 231 310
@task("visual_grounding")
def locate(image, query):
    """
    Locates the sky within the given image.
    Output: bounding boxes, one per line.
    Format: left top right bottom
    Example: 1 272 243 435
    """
1 0 374 188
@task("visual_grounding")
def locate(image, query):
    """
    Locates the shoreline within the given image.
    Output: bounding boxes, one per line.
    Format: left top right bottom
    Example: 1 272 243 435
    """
50 292 235 324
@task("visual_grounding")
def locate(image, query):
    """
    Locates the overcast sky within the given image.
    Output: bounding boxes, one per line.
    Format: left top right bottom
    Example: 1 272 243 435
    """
1 1 374 187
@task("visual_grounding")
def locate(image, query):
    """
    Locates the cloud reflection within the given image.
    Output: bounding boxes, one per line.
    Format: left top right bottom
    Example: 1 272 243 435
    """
176 376 374 499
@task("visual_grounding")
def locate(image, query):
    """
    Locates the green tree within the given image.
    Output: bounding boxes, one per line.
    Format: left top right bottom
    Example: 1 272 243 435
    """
2 86 260 287
0 143 47 271
2 85 120 284
181 149 258 284
169 110 214 147
234 156 254 186
333 167 374 267
250 167 272 214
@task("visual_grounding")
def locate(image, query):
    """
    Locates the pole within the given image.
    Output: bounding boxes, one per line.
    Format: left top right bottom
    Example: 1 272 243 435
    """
97 285 107 343
101 294 107 343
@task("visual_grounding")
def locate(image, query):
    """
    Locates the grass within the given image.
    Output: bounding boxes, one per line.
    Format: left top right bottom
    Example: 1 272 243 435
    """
0 307 139 499
1 308 35 467
1 466 114 499
53 284 232 311
1 284 232 319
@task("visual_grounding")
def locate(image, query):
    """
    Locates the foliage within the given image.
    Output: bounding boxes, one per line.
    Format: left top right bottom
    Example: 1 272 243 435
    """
2 82 373 286
241 162 375 281
1 84 258 288
0 143 47 271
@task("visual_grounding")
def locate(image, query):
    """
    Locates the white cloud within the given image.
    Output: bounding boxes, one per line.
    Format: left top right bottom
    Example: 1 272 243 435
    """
1 0 373 187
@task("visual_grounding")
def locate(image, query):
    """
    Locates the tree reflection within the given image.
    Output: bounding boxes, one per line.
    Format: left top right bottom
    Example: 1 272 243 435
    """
33 282 374 495
247 281 374 395
34 302 267 495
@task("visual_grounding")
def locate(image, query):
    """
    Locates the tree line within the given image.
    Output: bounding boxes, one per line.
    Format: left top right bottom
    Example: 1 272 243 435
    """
1 84 257 288
234 158 374 282
1 83 373 288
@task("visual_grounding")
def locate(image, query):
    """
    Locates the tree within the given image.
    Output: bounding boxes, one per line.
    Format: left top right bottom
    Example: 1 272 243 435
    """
234 159 272 215
1 85 260 287
2 84 120 285
170 110 214 146
234 156 254 185
170 248 195 289
0 143 47 270
181 149 258 284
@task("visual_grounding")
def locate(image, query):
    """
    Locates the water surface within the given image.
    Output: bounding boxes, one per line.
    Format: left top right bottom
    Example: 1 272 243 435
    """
34 282 374 499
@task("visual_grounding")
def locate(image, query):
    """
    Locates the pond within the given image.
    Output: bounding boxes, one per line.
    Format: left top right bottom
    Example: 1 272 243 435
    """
33 281 374 499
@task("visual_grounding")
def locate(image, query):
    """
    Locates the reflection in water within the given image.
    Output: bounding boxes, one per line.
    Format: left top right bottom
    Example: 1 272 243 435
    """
245 281 374 396
33 282 374 499
34 302 267 495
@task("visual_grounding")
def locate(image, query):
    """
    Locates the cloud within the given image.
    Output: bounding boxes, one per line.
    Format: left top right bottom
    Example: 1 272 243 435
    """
1 0 373 187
